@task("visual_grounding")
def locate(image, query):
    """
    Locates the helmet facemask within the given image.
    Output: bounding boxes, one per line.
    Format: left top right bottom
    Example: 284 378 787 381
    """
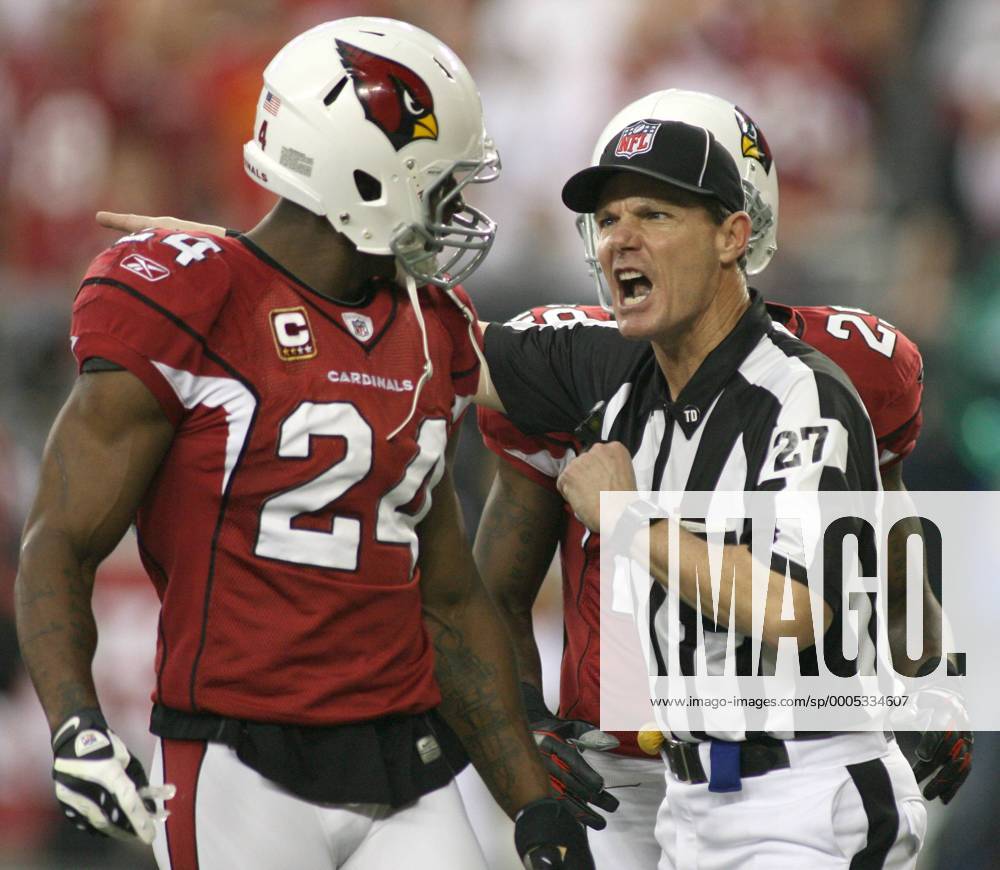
391 142 501 288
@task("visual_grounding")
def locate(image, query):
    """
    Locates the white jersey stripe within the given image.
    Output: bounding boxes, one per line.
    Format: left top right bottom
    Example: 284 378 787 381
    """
152 361 256 493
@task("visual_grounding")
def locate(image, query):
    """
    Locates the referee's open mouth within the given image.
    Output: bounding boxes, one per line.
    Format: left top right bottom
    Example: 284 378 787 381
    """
615 268 653 307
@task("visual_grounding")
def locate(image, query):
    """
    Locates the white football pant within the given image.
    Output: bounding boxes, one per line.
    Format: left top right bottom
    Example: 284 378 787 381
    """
148 738 488 869
584 750 666 869
655 733 926 870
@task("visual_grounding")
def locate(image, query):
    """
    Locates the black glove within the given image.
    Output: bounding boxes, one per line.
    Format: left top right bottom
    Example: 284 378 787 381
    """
515 797 595 870
522 683 620 830
894 661 973 804
895 687 973 804
51 707 174 843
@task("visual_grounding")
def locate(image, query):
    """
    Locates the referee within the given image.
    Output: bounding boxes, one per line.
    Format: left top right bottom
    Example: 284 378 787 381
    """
477 120 926 868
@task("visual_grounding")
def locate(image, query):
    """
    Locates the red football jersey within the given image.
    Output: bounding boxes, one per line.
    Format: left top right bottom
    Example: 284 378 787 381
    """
477 301 924 755
72 229 481 726
768 303 923 468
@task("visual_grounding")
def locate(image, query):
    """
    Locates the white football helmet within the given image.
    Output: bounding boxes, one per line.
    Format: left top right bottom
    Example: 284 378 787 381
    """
243 17 500 289
578 89 779 309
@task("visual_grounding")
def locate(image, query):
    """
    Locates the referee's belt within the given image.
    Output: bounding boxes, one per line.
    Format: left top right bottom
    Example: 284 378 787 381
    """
663 736 789 784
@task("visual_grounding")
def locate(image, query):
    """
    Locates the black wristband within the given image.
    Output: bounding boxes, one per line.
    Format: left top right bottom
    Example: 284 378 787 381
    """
81 357 126 373
608 499 662 554
520 682 552 723
514 797 572 857
52 707 108 753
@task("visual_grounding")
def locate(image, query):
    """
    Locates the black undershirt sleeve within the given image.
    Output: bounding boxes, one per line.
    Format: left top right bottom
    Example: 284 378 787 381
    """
81 357 126 373
483 322 613 435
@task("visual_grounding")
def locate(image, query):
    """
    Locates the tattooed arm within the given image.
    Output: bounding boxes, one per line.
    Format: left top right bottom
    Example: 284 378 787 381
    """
882 463 947 676
15 371 174 732
473 461 564 690
418 438 550 817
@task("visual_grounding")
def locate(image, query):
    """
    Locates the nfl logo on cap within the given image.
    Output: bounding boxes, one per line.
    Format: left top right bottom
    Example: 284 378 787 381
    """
615 121 661 159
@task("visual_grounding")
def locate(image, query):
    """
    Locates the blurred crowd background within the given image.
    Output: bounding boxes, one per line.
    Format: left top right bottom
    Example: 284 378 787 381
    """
1 0 998 867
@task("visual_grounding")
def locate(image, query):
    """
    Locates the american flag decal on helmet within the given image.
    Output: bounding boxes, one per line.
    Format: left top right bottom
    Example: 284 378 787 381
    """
264 91 282 116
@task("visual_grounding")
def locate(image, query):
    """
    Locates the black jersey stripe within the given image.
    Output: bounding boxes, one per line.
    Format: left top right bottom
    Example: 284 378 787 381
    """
562 535 597 720
136 529 171 700
78 277 257 389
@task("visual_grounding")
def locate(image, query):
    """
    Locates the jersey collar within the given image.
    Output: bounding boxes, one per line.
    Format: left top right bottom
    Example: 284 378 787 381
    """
642 289 773 438
235 233 382 309
764 301 803 337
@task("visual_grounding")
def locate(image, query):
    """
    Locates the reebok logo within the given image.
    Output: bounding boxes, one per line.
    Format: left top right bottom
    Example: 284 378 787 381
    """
120 253 170 282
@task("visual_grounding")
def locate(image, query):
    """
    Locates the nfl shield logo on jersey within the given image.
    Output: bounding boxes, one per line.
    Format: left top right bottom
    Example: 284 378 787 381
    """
270 306 317 361
615 121 661 159
342 313 374 342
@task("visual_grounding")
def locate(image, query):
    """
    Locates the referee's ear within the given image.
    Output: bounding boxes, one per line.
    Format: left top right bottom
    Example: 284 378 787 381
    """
717 210 751 270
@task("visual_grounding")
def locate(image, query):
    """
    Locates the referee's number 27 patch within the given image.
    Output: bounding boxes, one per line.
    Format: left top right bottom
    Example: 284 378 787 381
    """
772 425 829 471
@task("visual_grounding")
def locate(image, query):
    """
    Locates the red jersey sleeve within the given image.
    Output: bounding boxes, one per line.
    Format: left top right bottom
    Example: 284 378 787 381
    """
477 407 575 492
423 283 483 430
71 229 234 426
477 304 614 486
780 305 924 469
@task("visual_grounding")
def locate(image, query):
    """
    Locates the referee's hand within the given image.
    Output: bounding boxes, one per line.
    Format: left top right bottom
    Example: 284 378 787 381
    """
556 442 636 532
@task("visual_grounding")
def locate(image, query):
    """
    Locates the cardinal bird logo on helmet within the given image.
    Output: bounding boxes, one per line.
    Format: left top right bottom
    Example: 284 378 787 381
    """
734 106 773 174
336 39 439 152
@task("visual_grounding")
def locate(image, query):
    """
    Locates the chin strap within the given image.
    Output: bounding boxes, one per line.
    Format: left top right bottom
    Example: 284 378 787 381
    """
388 273 434 440
387 276 489 441
443 286 489 381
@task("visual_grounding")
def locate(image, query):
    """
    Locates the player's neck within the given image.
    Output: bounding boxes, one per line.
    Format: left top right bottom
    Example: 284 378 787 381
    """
245 200 396 304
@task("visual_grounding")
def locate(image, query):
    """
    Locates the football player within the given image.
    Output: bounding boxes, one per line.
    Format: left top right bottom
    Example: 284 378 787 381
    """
15 18 595 870
474 91 969 868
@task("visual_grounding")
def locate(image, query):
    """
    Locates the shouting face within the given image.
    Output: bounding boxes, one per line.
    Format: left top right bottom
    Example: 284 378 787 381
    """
595 174 731 346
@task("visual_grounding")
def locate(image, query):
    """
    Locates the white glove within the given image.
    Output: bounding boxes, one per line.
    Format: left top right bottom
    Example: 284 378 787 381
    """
51 708 175 844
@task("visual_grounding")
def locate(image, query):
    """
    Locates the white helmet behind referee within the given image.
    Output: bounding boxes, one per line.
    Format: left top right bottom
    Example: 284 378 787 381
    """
243 17 500 289
579 89 779 309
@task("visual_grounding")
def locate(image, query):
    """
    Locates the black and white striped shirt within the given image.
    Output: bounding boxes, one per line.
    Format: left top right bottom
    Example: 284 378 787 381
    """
484 291 882 739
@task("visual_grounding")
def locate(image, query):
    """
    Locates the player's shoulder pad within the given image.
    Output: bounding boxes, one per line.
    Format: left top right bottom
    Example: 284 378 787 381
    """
506 303 614 329
762 325 866 415
78 228 236 325
416 283 483 380
417 282 480 338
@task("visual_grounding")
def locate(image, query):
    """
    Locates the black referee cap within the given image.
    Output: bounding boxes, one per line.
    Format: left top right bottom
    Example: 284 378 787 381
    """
562 119 745 215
